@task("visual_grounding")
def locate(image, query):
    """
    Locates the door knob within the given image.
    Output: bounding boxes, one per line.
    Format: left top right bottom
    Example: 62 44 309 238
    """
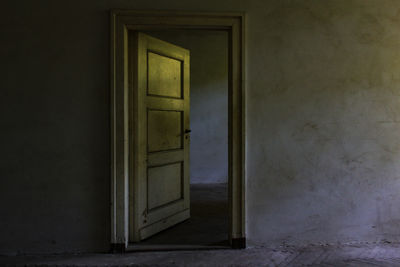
185 129 192 134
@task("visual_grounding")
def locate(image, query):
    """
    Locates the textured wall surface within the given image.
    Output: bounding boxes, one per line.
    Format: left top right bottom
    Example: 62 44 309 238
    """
146 30 228 184
246 0 400 246
2 0 400 254
0 1 111 255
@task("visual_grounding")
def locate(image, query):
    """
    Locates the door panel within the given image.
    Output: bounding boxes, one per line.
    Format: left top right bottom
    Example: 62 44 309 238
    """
147 162 183 210
148 52 182 98
147 110 182 152
130 32 190 242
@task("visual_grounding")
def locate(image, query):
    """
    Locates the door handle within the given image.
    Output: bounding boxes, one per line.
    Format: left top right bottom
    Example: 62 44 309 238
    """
185 129 192 134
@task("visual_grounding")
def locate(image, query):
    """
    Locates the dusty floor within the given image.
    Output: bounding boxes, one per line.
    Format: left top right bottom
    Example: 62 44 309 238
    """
2 243 400 266
138 183 228 246
4 185 400 266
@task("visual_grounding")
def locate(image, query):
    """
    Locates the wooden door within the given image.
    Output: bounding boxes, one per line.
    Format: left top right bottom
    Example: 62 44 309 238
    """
129 32 190 242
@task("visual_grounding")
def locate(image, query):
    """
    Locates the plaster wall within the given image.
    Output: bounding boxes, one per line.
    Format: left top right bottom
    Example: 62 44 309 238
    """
2 0 400 254
145 30 228 184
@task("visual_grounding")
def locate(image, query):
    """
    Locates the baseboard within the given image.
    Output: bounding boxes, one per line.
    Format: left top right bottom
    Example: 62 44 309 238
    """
110 243 126 253
231 238 246 249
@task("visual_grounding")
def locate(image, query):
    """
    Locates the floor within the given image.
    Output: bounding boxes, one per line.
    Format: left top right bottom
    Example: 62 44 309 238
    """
2 242 400 266
137 183 229 246
5 184 400 266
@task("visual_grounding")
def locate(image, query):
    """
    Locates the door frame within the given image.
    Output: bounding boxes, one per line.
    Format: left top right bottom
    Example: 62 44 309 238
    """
110 10 246 251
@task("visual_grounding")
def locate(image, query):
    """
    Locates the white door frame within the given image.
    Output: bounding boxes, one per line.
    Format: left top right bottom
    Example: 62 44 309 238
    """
110 10 246 251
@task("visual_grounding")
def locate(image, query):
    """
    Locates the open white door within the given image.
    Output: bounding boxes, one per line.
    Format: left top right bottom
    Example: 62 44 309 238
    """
129 32 190 242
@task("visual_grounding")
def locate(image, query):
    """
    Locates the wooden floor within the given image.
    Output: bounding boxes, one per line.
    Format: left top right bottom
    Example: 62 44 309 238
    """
3 184 400 266
3 243 400 266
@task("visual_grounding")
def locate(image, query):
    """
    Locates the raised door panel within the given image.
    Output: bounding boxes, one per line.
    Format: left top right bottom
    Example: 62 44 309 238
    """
147 162 183 210
148 52 182 98
147 110 183 152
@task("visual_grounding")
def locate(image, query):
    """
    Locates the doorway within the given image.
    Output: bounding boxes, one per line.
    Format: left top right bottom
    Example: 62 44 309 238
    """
135 29 229 247
110 10 245 251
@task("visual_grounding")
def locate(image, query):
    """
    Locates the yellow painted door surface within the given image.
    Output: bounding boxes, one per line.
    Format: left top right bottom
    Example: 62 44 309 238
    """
130 32 190 242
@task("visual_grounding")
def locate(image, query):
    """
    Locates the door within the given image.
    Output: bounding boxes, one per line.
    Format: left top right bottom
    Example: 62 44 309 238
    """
129 32 191 242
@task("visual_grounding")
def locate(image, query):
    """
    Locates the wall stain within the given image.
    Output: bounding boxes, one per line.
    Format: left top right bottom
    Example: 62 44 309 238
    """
354 13 385 44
